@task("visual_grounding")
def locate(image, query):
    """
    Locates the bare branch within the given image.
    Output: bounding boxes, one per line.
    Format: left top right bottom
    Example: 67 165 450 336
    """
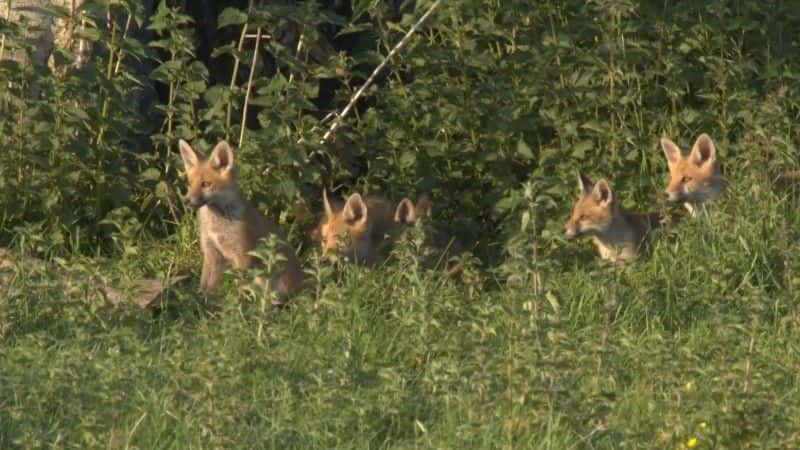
239 27 263 147
315 0 443 145
244 33 273 40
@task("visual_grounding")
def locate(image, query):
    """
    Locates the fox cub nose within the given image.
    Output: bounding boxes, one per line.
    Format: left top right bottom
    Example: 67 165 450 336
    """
663 190 682 202
184 195 204 208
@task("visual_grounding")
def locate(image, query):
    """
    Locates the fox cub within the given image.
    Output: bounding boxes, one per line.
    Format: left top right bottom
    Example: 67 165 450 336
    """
318 190 395 266
659 133 726 215
776 171 800 185
564 173 661 263
394 194 465 278
179 139 304 301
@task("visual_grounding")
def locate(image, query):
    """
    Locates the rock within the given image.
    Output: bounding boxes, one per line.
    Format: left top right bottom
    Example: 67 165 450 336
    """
0 247 191 309
104 275 192 309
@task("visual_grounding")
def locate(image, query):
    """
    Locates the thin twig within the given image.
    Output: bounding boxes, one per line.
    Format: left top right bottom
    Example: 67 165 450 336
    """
300 111 339 155
742 334 756 394
113 14 133 74
239 27 262 147
317 110 336 125
317 0 443 145
288 27 304 84
125 412 148 448
569 422 606 450
244 33 272 40
302 112 336 145
165 189 179 226
530 200 540 320
226 0 253 139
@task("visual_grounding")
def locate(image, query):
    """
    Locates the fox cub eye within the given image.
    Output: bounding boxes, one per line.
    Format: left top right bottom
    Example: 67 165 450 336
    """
201 180 212 188
680 175 692 183
579 214 588 220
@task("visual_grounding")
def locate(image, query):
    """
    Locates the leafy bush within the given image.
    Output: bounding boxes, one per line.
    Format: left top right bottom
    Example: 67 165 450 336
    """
2 0 800 448
2 0 800 255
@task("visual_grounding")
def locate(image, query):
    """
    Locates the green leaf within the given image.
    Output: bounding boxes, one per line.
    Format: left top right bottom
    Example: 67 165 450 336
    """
155 181 170 199
581 120 606 134
545 291 560 314
14 4 70 19
218 7 248 29
63 105 90 124
516 138 534 160
211 43 237 59
139 168 161 182
494 195 519 215
400 151 416 168
572 140 594 158
520 211 530 233
150 60 183 83
73 27 102 42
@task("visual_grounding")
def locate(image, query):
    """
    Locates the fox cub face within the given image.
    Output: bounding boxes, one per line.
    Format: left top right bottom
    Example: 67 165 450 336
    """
564 173 615 238
319 190 390 265
393 193 432 225
179 139 237 208
660 134 724 206
394 194 464 277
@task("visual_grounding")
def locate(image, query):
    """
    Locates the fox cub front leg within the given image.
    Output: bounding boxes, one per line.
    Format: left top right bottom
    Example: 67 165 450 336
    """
200 242 226 291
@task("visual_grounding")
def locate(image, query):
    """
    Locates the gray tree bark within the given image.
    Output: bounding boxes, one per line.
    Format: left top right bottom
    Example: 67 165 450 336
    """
4 0 90 71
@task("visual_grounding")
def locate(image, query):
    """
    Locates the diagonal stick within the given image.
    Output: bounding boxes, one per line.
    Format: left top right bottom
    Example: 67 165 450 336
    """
315 0 443 145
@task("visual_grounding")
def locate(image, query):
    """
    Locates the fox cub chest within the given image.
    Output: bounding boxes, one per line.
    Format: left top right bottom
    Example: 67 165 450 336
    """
199 206 254 261
178 138 304 299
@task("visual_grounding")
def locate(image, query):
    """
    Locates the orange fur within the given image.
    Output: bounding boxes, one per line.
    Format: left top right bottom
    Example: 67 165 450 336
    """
776 170 800 185
564 173 660 263
179 139 304 303
660 133 726 215
317 190 395 266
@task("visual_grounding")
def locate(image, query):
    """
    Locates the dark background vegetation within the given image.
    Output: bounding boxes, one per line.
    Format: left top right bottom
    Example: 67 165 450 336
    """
1 0 798 258
1 0 800 448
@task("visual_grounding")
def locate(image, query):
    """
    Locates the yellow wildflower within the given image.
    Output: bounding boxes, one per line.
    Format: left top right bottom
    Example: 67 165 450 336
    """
699 421 707 429
686 437 698 448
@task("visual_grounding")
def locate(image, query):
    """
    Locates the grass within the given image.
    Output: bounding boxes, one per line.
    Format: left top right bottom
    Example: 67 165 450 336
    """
1 174 800 449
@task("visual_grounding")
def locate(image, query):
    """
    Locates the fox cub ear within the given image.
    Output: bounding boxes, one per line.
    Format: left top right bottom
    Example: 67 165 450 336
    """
660 137 682 166
209 140 235 174
343 193 368 226
576 171 593 195
394 198 417 224
690 133 716 166
414 193 432 220
179 139 200 170
592 179 613 205
323 189 335 219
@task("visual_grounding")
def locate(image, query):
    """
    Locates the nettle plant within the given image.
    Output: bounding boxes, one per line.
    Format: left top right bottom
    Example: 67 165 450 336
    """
2 0 800 260
0 0 153 252
0 0 375 252
146 0 381 240
359 0 800 262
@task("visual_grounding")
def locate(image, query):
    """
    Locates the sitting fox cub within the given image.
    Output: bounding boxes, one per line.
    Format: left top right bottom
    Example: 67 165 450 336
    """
564 173 661 263
394 194 465 278
318 190 395 266
179 139 304 302
659 133 726 215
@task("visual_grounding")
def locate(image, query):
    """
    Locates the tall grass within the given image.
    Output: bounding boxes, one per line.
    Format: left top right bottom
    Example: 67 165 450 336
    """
2 169 799 448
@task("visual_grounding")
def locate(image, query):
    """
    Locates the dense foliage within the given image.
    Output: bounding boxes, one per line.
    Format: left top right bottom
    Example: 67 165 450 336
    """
2 0 798 254
1 0 800 448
